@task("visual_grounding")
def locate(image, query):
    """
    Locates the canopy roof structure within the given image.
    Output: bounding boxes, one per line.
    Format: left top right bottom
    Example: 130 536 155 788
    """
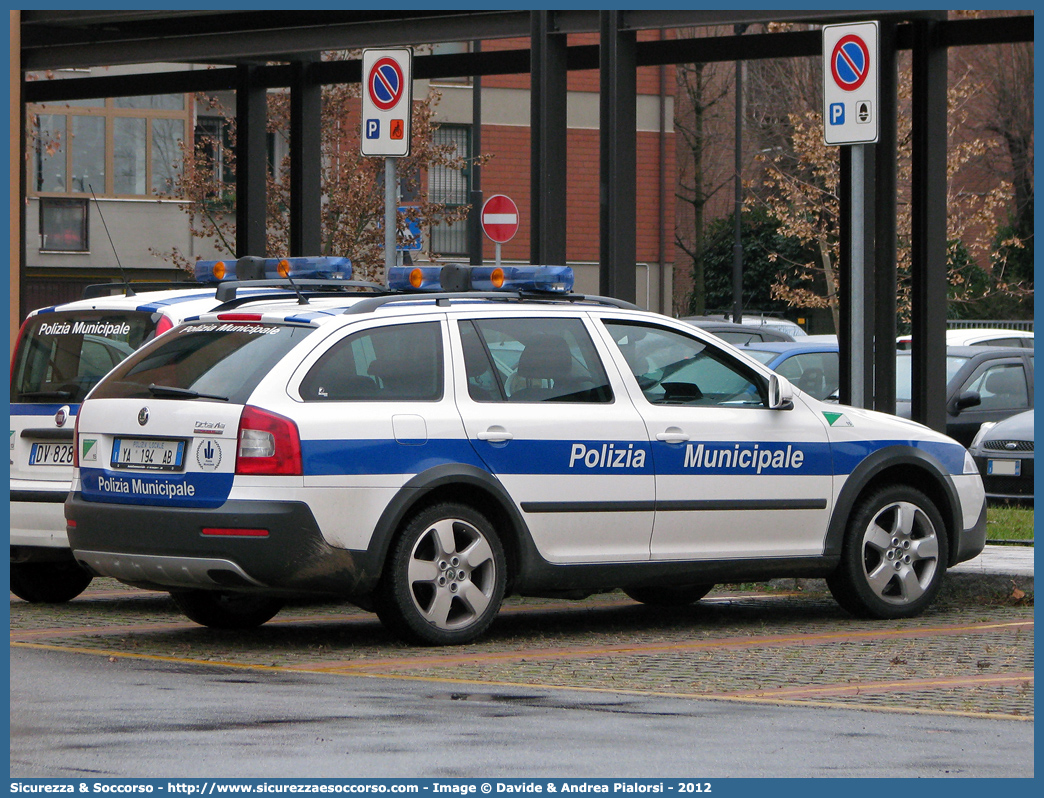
13 9 1033 429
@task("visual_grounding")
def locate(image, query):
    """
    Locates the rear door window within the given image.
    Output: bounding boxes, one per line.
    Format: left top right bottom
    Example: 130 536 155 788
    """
11 311 155 404
300 321 444 401
459 317 612 403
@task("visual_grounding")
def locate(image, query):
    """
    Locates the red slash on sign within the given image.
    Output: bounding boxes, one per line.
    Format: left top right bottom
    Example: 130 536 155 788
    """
830 34 870 91
368 57 405 111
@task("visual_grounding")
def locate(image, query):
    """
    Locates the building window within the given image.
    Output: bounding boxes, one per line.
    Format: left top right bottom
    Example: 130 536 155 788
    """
29 93 191 199
39 197 89 252
428 125 471 257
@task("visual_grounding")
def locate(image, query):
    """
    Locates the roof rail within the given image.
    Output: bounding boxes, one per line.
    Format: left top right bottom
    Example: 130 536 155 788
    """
82 281 206 299
214 278 385 303
342 291 641 315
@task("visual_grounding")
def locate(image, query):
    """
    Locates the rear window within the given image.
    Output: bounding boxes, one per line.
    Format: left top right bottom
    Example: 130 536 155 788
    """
90 322 313 405
11 310 156 404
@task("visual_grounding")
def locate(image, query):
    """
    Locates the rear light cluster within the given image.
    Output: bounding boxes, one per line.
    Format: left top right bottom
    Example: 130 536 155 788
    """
73 414 80 468
236 406 302 476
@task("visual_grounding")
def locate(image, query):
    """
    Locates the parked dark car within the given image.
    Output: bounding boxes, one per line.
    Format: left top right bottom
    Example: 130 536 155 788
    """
680 317 794 345
968 410 1033 503
896 346 1035 447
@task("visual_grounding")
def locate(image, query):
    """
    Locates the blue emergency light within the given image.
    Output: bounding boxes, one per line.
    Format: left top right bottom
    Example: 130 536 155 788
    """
194 256 352 283
388 264 574 294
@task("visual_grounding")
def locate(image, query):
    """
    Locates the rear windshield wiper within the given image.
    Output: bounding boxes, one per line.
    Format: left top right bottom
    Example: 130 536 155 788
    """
147 383 229 401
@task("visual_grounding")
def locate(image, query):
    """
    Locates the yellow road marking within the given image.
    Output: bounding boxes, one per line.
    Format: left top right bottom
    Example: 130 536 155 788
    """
11 640 1032 723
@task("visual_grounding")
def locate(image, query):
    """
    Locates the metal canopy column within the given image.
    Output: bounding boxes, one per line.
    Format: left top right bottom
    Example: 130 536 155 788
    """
599 10 637 303
873 21 899 414
838 145 875 409
909 14 948 432
290 56 322 256
530 11 567 265
236 64 268 258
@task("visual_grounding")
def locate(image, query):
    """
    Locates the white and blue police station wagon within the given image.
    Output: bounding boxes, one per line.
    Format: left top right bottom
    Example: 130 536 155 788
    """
10 257 352 603
64 261 987 645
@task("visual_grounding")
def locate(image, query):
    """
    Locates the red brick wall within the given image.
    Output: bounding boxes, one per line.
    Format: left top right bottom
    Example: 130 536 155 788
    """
479 125 674 266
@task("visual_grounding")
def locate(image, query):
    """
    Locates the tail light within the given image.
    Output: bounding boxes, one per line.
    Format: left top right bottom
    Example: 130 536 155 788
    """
10 315 32 385
72 412 80 468
236 406 302 476
154 314 175 337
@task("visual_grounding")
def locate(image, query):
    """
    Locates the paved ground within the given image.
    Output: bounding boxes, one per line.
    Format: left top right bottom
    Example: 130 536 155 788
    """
950 543 1035 577
10 548 1034 722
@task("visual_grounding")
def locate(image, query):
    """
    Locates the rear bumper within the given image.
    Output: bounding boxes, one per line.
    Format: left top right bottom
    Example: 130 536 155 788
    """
10 486 72 552
65 493 379 596
953 496 988 566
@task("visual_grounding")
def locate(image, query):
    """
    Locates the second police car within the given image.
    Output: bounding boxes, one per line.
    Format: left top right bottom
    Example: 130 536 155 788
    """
65 261 987 645
10 257 351 602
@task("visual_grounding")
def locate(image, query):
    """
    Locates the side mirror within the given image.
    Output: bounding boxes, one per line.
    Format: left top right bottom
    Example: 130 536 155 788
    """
950 390 981 415
768 373 794 410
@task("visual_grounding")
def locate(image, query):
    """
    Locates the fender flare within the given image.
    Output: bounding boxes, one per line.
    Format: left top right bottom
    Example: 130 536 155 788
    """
363 463 538 583
824 444 963 561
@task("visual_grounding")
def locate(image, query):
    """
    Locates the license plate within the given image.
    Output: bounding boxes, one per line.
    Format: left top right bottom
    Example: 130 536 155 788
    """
987 459 1021 477
110 438 186 471
28 442 74 466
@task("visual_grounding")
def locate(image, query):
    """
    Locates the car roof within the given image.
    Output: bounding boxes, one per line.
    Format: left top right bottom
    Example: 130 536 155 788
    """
188 289 651 328
737 341 838 355
946 328 1033 341
28 285 230 323
679 317 794 341
898 345 1033 359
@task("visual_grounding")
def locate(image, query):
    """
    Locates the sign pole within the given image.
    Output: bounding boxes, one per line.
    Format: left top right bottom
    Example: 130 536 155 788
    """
495 242 502 270
385 157 396 277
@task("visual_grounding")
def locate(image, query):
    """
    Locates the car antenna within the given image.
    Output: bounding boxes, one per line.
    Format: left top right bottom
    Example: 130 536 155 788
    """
90 184 135 296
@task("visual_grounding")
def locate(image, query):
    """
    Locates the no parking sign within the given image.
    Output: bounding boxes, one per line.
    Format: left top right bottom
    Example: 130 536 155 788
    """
822 22 879 145
361 48 413 157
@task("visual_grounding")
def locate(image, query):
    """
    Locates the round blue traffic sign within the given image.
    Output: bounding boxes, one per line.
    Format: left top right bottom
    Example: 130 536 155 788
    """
369 57 405 111
830 34 870 91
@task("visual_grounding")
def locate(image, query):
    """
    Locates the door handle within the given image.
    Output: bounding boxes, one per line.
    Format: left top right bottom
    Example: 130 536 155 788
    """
477 426 514 443
656 427 689 444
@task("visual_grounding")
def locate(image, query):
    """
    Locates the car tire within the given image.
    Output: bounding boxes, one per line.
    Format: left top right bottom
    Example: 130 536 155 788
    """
827 485 948 619
377 503 506 646
10 561 93 603
172 590 283 629
623 583 714 606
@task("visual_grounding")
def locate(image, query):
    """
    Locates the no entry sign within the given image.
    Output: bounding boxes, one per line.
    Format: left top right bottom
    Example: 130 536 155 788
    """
481 194 520 244
822 22 879 146
361 48 413 157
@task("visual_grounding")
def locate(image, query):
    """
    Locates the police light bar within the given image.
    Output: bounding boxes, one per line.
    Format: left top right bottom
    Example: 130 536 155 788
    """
387 264 574 294
194 256 352 283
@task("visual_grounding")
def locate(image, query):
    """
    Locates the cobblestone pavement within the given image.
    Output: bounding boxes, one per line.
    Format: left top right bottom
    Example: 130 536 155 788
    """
11 578 1033 721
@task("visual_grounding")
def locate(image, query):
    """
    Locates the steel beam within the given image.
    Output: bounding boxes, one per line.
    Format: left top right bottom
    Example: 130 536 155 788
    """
235 65 268 258
874 21 899 415
599 11 637 303
289 58 321 257
909 15 948 433
530 11 567 266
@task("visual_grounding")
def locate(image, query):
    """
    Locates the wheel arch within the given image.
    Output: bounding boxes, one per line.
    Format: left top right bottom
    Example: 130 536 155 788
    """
826 445 963 566
366 464 532 593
